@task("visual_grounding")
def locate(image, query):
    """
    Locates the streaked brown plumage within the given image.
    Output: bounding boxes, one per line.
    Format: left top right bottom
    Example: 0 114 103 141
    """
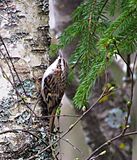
41 52 68 132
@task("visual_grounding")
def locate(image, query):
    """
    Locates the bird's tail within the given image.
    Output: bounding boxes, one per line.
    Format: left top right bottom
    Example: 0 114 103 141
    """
40 95 49 120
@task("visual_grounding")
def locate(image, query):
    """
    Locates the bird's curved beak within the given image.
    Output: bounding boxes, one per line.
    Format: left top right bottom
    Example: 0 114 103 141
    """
58 51 63 58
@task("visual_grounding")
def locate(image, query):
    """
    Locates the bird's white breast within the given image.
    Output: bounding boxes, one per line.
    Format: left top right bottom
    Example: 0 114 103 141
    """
41 56 60 90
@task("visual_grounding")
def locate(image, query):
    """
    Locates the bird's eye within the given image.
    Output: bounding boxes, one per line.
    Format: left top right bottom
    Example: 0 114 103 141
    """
58 59 61 63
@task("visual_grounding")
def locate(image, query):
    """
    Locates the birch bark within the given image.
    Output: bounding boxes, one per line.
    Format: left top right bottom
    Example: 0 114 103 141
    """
0 0 52 159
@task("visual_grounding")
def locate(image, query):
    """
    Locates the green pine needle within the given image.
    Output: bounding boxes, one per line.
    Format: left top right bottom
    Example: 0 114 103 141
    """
55 0 137 109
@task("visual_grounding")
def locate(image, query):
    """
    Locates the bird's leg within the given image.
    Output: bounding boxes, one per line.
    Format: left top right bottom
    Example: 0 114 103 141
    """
56 105 61 133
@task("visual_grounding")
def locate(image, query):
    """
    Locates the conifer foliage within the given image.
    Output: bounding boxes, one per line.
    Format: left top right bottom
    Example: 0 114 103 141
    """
54 0 137 109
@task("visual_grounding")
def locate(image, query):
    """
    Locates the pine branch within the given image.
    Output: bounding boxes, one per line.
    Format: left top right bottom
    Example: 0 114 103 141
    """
56 0 137 109
73 53 107 108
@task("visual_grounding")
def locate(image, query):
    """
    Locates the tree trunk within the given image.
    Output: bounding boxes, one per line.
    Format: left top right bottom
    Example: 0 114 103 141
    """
49 1 112 160
50 1 133 160
131 81 137 160
0 0 52 159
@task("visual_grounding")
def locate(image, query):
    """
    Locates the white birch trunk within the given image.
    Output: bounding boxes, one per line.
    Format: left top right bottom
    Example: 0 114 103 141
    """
0 0 51 159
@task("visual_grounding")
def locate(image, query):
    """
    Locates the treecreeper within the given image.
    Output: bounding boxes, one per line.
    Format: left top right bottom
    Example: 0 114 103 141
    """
41 52 68 132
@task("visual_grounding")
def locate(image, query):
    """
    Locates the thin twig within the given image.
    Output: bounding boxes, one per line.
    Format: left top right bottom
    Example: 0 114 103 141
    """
39 114 80 119
114 42 134 135
70 53 83 71
0 14 10 22
86 130 137 160
0 36 27 96
86 135 120 160
62 138 84 156
92 0 109 35
132 53 137 75
86 43 135 160
0 50 17 90
90 150 106 160
30 128 84 155
0 65 38 117
126 54 131 78
28 90 107 159
0 129 47 146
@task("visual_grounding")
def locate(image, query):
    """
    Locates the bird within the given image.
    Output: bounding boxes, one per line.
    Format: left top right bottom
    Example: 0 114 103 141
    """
41 52 68 132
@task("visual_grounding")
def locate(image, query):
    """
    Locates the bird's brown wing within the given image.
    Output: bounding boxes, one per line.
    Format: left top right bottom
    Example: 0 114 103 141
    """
42 74 59 113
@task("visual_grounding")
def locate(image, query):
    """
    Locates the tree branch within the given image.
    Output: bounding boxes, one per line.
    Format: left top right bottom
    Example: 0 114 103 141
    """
0 36 27 96
28 89 107 159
